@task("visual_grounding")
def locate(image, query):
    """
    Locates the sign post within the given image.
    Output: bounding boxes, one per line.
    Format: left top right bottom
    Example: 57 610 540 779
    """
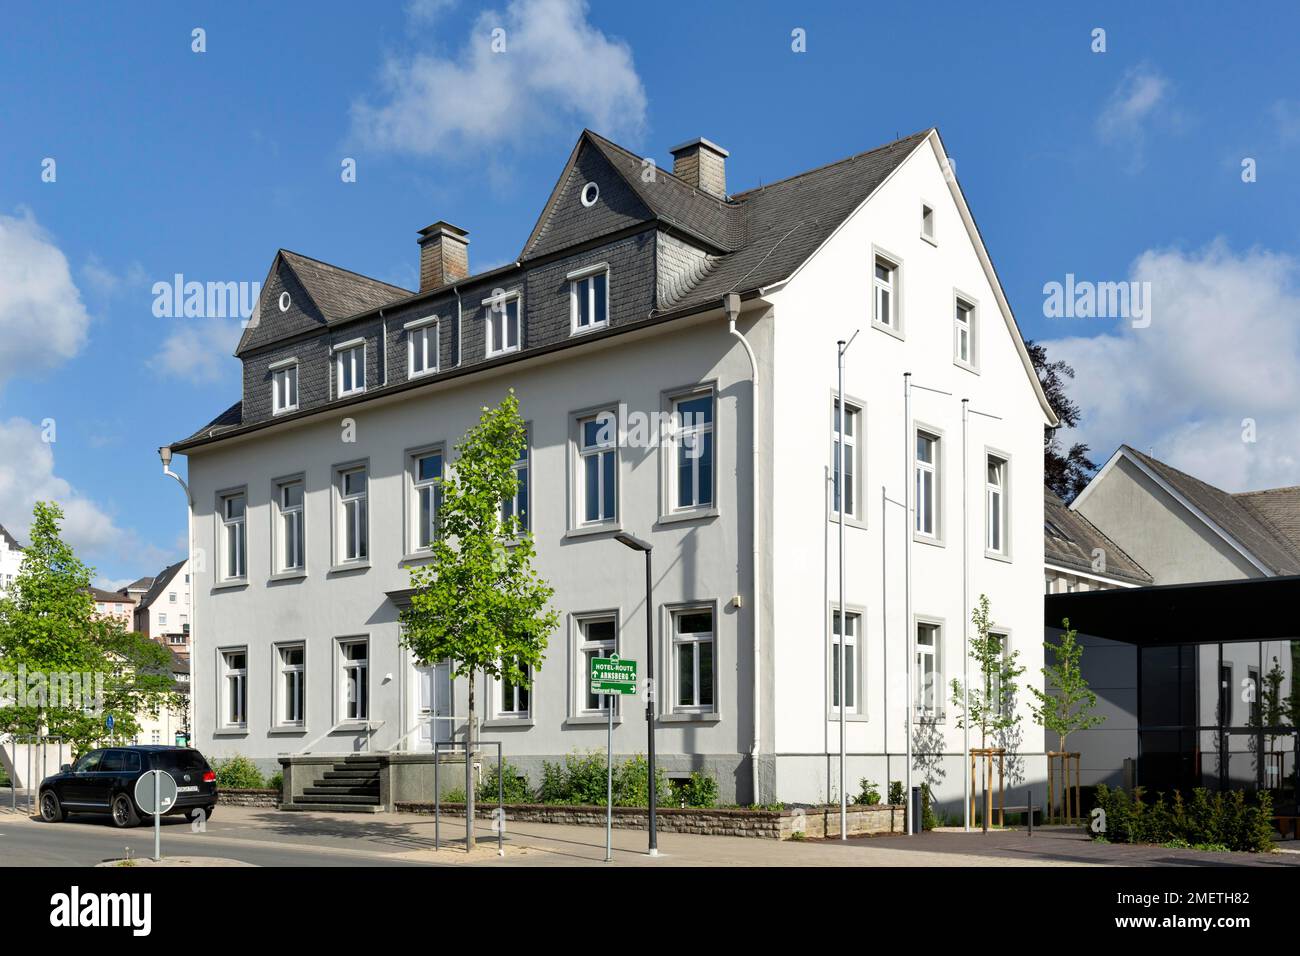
590 654 638 863
134 769 178 862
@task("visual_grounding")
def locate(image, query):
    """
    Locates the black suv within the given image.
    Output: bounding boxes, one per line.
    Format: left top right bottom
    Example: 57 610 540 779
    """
38 746 218 828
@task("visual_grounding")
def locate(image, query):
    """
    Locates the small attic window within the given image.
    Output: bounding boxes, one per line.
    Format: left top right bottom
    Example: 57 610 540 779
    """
580 182 599 208
920 203 936 244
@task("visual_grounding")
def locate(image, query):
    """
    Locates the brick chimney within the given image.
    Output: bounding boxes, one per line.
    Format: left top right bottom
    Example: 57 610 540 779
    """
418 221 470 292
669 138 729 199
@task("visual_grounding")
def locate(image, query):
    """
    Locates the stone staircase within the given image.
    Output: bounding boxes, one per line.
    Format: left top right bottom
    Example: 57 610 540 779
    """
281 755 383 813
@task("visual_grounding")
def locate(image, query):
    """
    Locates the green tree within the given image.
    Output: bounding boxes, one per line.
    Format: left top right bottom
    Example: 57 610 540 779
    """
1028 619 1105 751
949 594 1024 749
399 391 559 848
0 501 176 753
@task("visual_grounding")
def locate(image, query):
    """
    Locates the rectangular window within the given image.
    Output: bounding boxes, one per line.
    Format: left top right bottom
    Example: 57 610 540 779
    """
921 203 935 242
279 644 305 726
220 492 246 580
407 321 438 378
169 592 176 603
159 613 167 626
873 256 898 329
486 295 521 356
338 466 368 563
916 622 941 714
671 391 714 511
277 479 305 572
499 664 531 718
336 343 366 397
832 399 861 519
272 363 299 414
831 610 861 713
915 432 938 538
570 271 609 333
989 632 1009 714
955 298 974 367
412 451 443 550
222 649 247 728
986 454 1007 555
673 608 715 712
577 616 616 715
501 428 530 533
578 412 617 525
341 639 369 721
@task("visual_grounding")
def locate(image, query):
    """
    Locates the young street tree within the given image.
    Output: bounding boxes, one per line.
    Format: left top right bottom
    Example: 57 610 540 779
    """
950 594 1025 750
0 501 176 754
400 391 559 849
1028 619 1105 752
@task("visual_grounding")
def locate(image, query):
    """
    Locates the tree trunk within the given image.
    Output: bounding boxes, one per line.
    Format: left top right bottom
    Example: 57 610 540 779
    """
465 671 475 852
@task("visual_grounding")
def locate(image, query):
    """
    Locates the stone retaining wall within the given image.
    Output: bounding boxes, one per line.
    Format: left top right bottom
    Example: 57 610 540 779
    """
392 801 904 840
218 788 281 808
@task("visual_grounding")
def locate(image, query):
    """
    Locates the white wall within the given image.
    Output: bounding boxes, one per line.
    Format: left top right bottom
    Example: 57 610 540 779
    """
766 136 1049 805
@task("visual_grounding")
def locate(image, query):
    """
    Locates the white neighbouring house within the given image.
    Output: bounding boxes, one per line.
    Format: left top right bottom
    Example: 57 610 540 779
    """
170 128 1055 806
131 559 193 660
0 524 22 596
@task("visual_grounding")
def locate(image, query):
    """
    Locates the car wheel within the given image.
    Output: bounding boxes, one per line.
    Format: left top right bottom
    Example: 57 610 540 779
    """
111 793 140 829
40 791 66 823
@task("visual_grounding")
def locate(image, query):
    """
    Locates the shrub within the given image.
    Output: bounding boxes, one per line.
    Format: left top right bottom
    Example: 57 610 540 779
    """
267 771 284 794
888 780 905 806
1091 784 1275 852
213 755 264 790
679 771 719 808
920 783 939 830
852 779 882 806
476 762 534 804
534 750 671 807
613 754 672 807
444 786 467 804
538 760 569 804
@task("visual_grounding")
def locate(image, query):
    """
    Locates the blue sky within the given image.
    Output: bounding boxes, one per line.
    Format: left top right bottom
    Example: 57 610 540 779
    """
1 0 1298 585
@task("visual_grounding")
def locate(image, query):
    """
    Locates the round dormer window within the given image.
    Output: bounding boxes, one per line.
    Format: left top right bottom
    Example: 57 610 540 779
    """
279 292 291 312
580 181 599 208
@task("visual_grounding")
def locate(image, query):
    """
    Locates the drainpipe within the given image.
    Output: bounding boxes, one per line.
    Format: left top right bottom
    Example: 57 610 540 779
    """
454 286 463 367
724 292 761 803
381 310 388 386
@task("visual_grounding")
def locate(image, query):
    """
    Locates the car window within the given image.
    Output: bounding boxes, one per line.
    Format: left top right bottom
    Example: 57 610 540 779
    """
122 751 142 773
73 751 103 773
149 750 209 773
100 750 126 773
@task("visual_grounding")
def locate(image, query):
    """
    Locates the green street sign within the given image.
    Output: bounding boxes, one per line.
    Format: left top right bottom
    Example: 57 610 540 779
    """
590 654 638 695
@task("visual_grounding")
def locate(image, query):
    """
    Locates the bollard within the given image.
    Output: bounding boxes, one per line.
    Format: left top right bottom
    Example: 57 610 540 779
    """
909 785 923 835
1027 789 1034 836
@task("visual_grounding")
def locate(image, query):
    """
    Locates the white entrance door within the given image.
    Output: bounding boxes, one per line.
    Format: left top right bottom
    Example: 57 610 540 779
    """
414 662 453 751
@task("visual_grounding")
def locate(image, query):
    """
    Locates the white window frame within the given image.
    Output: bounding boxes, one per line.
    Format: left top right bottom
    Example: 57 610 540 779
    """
669 605 716 715
920 201 937 245
572 612 619 719
338 637 370 723
334 463 369 566
407 447 444 554
494 662 532 721
573 408 619 530
953 293 978 371
218 490 247 582
914 427 942 543
871 248 903 337
274 476 306 575
666 386 715 516
915 619 944 718
829 607 864 717
275 642 306 728
271 359 299 415
406 316 439 379
831 395 865 524
335 340 366 397
483 291 522 357
501 425 530 534
568 264 610 335
985 451 1010 560
220 647 248 730
159 612 167 626
988 629 1011 717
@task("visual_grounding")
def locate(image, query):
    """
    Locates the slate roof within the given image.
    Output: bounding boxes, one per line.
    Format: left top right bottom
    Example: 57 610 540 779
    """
0 524 22 551
89 586 129 603
1044 487 1152 585
136 559 186 612
121 576 154 595
1122 446 1300 575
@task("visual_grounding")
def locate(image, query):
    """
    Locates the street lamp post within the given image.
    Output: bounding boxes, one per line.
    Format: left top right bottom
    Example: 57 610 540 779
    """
159 446 194 747
616 532 657 856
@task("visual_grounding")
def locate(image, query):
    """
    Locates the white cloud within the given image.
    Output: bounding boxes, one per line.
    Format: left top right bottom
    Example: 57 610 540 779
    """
1271 99 1300 144
1095 65 1175 170
0 209 92 387
80 255 148 300
351 0 647 155
148 317 245 384
1043 240 1300 492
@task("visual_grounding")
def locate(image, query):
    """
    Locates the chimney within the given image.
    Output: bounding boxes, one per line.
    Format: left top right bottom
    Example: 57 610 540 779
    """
418 221 470 292
669 137 729 199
